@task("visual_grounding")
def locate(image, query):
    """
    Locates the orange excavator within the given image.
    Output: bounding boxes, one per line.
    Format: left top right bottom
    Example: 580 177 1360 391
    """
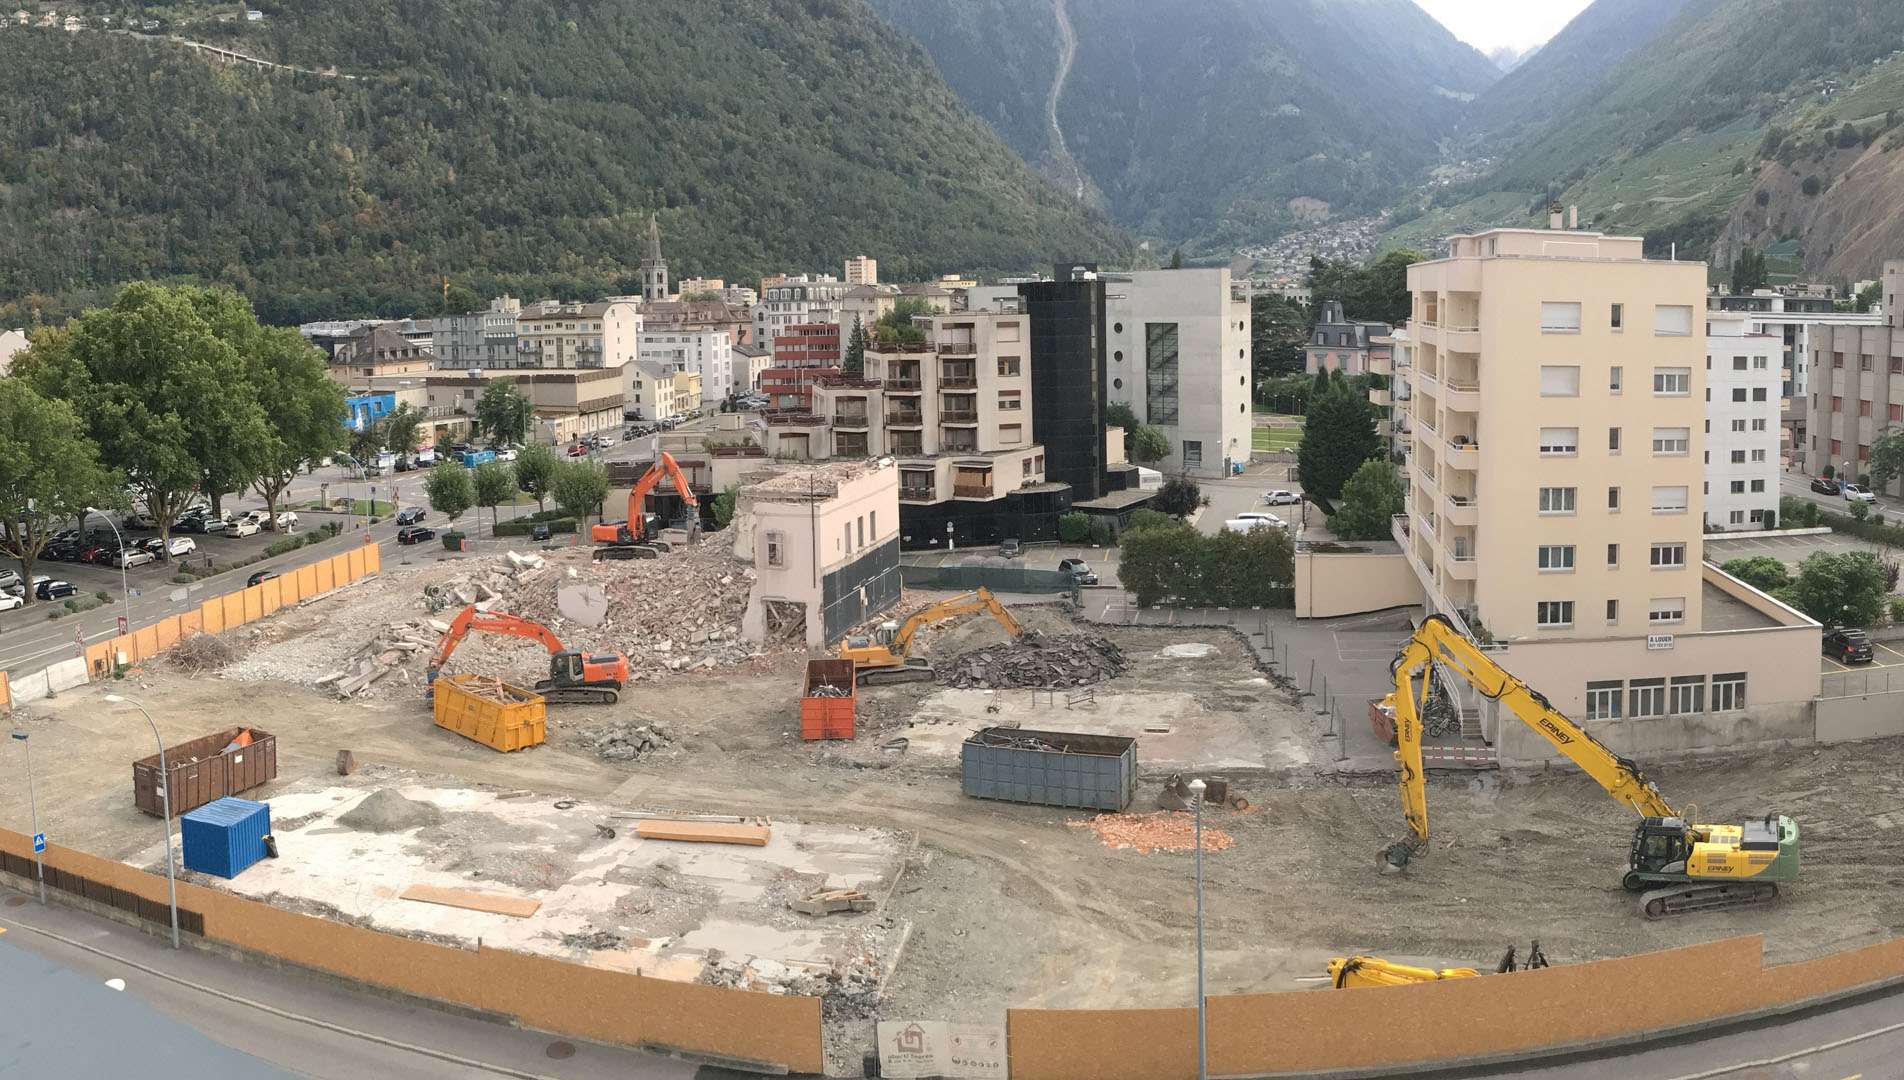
426 604 630 705
593 451 700 560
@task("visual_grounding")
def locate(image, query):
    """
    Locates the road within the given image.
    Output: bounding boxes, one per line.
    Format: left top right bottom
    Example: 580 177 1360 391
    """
1196 460 1311 536
1779 467 1904 523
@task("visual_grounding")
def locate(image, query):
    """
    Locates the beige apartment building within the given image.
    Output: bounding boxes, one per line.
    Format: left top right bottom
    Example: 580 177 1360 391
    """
515 300 642 369
627 360 702 422
844 255 878 286
425 368 624 444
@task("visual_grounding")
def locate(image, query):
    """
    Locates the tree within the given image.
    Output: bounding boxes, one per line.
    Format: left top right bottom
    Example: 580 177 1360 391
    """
1116 519 1293 607
424 461 475 525
1104 401 1139 431
439 283 481 316
1256 373 1313 415
381 403 425 455
1298 383 1382 502
0 378 115 603
842 318 870 377
553 459 610 525
1866 426 1904 495
1117 521 1197 607
1057 511 1090 542
1781 550 1888 628
1124 508 1175 535
474 381 533 447
1249 294 1308 381
1856 281 1883 312
1167 248 1183 269
712 484 740 528
1154 476 1203 518
1721 556 1792 593
472 460 516 532
1730 246 1768 293
1330 459 1405 540
514 442 559 512
16 282 269 559
872 297 935 345
1306 249 1421 325
1802 175 1823 196
1126 424 1170 465
247 329 347 532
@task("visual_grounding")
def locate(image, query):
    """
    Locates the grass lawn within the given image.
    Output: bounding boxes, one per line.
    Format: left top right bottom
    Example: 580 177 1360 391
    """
1252 414 1304 452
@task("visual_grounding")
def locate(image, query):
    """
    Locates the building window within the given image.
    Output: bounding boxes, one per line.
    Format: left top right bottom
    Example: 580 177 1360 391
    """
1833 352 1844 369
1731 388 1748 402
1729 480 1745 494
1610 303 1624 330
1540 302 1582 332
1540 365 1581 396
1651 427 1690 455
1609 366 1624 393
1630 678 1667 718
1538 487 1576 514
1653 368 1690 395
1730 510 1745 524
1536 600 1574 628
1538 427 1578 455
998 392 1022 410
1669 675 1705 715
1863 354 1875 371
1754 356 1769 370
1730 449 1746 464
1730 419 1746 432
1649 597 1686 624
1145 323 1180 426
870 510 877 538
1712 672 1747 711
765 531 785 568
1538 545 1575 571
843 523 852 553
1607 543 1620 568
1650 543 1687 568
1750 478 1766 491
1653 305 1693 336
1831 438 1843 456
1183 440 1203 469
1586 680 1623 720
1832 396 1844 411
1732 356 1749 371
1609 427 1622 452
1608 486 1621 512
1651 486 1688 513
997 357 1021 377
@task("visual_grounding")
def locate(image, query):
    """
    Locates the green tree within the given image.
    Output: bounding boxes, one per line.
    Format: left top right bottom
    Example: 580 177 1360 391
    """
1307 249 1421 325
1117 521 1197 607
472 460 516 532
1730 246 1768 293
1255 373 1313 415
1721 556 1791 593
514 442 559 512
1298 383 1382 502
1153 476 1203 518
1249 294 1308 381
1856 281 1883 312
247 329 347 531
381 403 425 455
1123 508 1175 535
1127 424 1170 465
424 461 475 524
1167 248 1183 269
553 459 610 525
1330 459 1405 540
474 381 533 446
872 297 935 345
1781 550 1888 627
1104 401 1139 431
842 318 870 377
1865 426 1904 494
713 483 740 528
15 282 268 556
1057 511 1090 543
440 283 481 316
0 378 115 602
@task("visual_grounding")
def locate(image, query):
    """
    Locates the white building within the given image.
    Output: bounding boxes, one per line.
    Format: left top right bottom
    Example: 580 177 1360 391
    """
844 255 878 286
1704 313 1781 530
1102 268 1253 478
638 328 734 405
734 343 772 392
0 327 28 374
516 299 642 370
752 275 845 345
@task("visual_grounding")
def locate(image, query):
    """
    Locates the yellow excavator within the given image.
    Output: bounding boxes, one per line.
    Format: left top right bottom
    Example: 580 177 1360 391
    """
1387 614 1800 919
1327 941 1549 989
837 587 1025 685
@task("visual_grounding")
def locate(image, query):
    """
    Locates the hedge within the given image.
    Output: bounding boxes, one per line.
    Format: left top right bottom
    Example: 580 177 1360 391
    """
494 516 578 536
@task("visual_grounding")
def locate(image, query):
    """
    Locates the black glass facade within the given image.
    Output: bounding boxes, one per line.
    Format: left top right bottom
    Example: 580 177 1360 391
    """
1018 272 1107 500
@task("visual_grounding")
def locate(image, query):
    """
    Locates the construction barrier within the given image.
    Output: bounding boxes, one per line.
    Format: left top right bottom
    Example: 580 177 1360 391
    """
80 548 382 678
0 671 8 713
0 827 823 1073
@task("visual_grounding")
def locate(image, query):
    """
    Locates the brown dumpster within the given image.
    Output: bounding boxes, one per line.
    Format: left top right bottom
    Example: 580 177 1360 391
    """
133 726 277 818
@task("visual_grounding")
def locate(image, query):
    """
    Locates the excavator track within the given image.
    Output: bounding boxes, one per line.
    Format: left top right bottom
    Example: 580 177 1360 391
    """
1638 881 1778 919
857 661 937 687
593 545 659 560
534 683 622 706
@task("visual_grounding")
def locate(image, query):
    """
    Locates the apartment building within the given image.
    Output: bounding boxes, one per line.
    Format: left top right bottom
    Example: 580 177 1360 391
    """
1704 314 1781 530
1103 268 1253 478
752 275 845 343
426 368 624 444
638 298 753 348
677 276 757 306
432 295 527 369
637 328 733 404
1708 288 1880 457
626 360 703 422
844 255 878 286
515 299 643 370
734 343 772 392
1803 260 1904 491
1304 299 1392 375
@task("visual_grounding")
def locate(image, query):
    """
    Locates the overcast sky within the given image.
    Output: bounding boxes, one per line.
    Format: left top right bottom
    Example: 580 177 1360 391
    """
1414 0 1595 53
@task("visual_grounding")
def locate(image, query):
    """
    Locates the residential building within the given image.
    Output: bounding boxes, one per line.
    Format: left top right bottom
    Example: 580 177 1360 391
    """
425 368 624 444
772 322 841 369
432 295 525 369
753 275 845 344
676 276 726 297
626 360 702 422
0 327 28 373
935 273 978 291
327 324 435 385
1304 299 1392 375
736 462 901 648
299 319 381 359
1704 314 1781 530
1708 288 1882 462
1803 259 1904 492
844 255 878 286
515 299 642 370
639 213 670 302
1369 325 1413 460
637 328 733 404
1102 268 1253 477
840 284 952 337
638 298 753 348
734 343 772 392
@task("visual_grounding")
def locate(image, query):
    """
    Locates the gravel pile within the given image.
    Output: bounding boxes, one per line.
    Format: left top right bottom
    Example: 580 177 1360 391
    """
939 634 1127 689
338 789 444 833
576 719 673 762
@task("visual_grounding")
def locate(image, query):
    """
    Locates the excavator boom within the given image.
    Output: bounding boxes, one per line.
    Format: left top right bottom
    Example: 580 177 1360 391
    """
839 587 1024 685
426 604 628 705
593 451 700 554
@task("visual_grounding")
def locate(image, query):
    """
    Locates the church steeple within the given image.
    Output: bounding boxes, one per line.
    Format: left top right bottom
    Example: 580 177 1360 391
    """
640 212 669 302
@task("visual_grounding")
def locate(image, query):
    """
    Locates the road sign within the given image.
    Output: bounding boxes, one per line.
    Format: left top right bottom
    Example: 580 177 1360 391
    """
32 833 44 853
117 615 128 636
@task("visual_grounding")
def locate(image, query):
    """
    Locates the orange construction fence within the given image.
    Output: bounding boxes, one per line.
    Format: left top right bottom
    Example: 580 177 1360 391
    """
84 548 380 676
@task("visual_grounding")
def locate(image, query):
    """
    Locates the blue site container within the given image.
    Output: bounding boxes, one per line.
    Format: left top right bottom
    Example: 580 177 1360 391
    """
180 797 272 879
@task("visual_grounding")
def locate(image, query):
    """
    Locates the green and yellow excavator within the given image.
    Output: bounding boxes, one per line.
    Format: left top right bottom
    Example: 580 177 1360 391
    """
1385 614 1800 919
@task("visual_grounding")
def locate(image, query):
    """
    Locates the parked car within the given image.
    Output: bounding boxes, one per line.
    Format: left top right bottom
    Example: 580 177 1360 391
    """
1231 511 1290 530
0 594 22 613
174 515 206 534
139 537 167 554
77 544 110 564
112 548 155 568
0 570 19 592
496 447 519 462
1843 482 1877 504
1812 476 1842 495
34 578 77 600
397 526 436 545
201 517 230 535
42 542 78 562
122 512 157 529
566 444 589 457
530 523 552 542
1823 627 1875 664
246 570 279 587
998 538 1023 558
395 506 426 526
597 435 618 449
163 536 197 557
1058 558 1099 586
274 511 298 531
1262 489 1301 506
227 519 261 537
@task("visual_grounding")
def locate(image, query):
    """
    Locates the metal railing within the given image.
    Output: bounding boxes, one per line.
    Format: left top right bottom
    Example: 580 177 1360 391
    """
886 411 923 425
886 378 923 391
940 375 978 389
899 486 936 502
952 483 992 497
937 341 977 354
832 412 870 427
940 410 978 423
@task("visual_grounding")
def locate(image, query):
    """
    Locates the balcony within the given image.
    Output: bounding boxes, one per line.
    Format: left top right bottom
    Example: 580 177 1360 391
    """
940 375 977 390
1443 493 1478 526
952 482 993 498
1369 388 1391 407
937 340 977 356
942 438 979 453
1442 434 1480 470
1440 379 1480 412
886 378 923 392
899 479 936 502
940 410 979 424
832 409 870 429
886 409 923 426
1444 552 1478 580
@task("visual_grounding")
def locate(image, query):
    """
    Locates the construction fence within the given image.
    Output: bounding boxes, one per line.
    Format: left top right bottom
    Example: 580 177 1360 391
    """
899 563 1080 594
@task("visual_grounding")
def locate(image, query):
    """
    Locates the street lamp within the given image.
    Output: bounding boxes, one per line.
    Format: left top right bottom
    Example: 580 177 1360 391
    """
10 731 43 904
102 694 179 949
86 507 133 629
1187 776 1208 1080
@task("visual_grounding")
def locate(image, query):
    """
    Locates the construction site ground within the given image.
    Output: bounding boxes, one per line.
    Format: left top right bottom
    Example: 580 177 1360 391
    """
3 551 1901 1072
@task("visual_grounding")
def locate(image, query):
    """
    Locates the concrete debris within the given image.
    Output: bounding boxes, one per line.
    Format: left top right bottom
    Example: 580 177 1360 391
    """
700 951 884 1021
940 634 1126 689
168 633 235 673
560 928 624 950
578 719 673 762
1157 643 1217 660
791 887 877 916
504 550 545 572
315 619 439 697
338 789 445 833
1068 810 1235 855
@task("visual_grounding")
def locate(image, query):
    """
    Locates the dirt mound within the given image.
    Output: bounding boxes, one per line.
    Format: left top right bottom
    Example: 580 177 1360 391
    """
338 789 444 833
939 633 1126 689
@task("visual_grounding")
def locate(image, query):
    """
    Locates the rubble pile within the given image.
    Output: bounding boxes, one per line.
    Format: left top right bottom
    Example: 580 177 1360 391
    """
577 719 673 762
169 633 235 673
940 634 1126 689
700 951 884 1020
1068 811 1236 855
318 619 443 697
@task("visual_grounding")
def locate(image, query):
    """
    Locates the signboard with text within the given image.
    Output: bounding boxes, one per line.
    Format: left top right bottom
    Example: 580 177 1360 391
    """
876 1021 1007 1079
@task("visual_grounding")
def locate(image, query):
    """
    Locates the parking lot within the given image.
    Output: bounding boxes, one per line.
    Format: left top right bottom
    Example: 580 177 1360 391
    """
1705 531 1904 684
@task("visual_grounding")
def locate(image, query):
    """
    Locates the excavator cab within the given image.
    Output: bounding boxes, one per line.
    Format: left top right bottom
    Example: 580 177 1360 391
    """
842 621 901 654
548 650 588 688
1628 818 1691 880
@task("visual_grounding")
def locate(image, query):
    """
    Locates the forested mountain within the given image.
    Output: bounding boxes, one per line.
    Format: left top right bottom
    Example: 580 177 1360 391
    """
0 0 1127 326
869 0 1500 253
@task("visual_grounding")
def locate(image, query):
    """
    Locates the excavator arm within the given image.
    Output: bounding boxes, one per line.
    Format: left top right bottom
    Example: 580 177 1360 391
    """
888 587 1023 655
427 604 568 681
1391 614 1676 846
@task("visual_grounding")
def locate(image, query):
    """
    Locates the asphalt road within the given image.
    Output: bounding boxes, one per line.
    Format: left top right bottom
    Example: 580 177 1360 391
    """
1779 467 1904 523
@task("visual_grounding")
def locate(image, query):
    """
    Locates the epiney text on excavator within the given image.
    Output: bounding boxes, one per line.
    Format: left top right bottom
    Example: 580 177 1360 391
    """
426 604 630 705
1386 614 1799 919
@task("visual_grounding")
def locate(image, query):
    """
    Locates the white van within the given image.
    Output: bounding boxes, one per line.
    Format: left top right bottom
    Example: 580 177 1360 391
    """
1223 512 1288 534
1136 467 1164 491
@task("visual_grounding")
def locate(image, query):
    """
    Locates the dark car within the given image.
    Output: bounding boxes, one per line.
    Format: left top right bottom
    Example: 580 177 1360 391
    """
530 523 552 542
42 542 77 562
1811 476 1842 495
998 538 1023 558
35 579 77 600
1058 558 1099 586
397 526 436 545
395 506 426 526
247 570 279 587
1824 627 1875 664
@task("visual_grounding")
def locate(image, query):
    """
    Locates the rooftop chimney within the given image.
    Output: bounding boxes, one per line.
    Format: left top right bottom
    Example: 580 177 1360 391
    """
1548 203 1564 230
1568 204 1579 229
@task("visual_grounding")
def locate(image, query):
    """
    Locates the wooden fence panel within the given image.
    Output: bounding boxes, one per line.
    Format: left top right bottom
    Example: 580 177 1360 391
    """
153 618 181 651
221 592 245 629
346 548 367 581
315 559 335 593
295 564 320 599
242 585 263 623
277 572 302 606
178 610 201 637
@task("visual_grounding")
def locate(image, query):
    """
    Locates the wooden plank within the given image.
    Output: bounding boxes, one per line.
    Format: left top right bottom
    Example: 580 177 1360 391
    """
635 820 772 846
399 884 542 918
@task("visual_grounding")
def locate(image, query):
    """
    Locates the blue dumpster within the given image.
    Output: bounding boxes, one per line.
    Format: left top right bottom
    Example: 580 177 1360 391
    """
180 797 272 879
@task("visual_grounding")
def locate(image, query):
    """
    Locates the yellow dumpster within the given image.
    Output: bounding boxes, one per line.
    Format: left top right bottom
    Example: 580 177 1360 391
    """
432 674 547 752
